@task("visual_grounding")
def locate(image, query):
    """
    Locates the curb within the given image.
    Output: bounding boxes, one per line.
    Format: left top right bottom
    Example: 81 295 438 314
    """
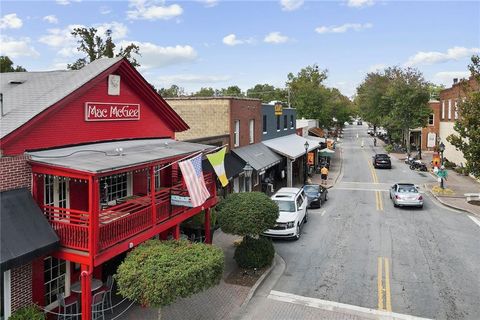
424 183 480 217
326 146 343 190
237 253 278 311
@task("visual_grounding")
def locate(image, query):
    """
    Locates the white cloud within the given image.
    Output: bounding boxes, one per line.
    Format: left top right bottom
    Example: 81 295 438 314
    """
56 0 81 5
264 32 289 44
157 74 230 84
39 22 128 58
368 63 387 72
127 0 183 20
0 35 39 57
201 0 219 8
280 0 304 11
119 40 197 69
100 6 112 15
315 23 372 34
0 13 23 29
433 71 470 84
404 47 480 67
43 15 59 24
222 34 254 46
347 0 374 8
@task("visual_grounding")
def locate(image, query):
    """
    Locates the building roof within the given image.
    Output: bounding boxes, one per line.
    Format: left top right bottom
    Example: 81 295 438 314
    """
1 188 59 272
0 57 123 139
232 143 282 172
28 139 214 173
262 134 319 159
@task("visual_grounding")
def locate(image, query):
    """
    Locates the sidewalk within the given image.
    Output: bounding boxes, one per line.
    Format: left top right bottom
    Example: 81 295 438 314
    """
114 231 251 320
311 144 343 189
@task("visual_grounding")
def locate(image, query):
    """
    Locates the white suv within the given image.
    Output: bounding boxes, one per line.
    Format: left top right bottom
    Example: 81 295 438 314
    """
263 187 308 240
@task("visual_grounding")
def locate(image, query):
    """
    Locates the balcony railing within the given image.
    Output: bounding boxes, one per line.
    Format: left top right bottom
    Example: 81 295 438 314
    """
43 172 217 254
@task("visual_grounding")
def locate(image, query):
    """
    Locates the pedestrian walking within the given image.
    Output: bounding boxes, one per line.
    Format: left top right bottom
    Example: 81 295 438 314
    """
361 139 364 148
373 137 377 147
320 166 329 185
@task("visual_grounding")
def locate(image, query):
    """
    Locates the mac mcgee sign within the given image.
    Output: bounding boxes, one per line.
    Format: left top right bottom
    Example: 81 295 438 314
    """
85 102 140 121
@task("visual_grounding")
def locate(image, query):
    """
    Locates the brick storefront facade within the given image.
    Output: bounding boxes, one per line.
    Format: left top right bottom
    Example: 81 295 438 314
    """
10 264 33 312
0 155 32 192
421 101 440 151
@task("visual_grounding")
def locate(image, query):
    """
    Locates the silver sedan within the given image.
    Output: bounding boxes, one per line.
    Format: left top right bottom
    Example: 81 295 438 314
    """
389 183 424 208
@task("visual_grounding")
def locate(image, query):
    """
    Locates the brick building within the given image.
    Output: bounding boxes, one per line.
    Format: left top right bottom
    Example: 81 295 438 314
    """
421 100 441 151
0 58 218 320
438 77 479 165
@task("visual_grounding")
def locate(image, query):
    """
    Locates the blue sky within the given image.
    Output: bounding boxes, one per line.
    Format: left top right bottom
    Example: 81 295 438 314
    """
1 0 479 97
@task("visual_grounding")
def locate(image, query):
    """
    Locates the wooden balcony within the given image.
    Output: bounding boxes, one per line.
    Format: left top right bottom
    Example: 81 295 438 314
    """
42 173 217 257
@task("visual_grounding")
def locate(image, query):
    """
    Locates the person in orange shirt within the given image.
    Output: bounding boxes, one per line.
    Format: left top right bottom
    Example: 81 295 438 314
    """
320 166 329 185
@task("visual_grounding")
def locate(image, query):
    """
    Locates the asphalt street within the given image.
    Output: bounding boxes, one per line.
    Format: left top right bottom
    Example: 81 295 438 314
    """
271 125 480 320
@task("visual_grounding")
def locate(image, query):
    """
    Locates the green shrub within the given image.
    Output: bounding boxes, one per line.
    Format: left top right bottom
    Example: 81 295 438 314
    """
384 144 393 153
181 207 218 230
234 236 275 268
115 240 224 307
9 305 45 320
217 192 279 237
444 159 456 169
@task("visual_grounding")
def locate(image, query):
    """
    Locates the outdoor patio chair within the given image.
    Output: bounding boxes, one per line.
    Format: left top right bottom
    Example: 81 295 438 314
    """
57 293 78 320
91 291 106 320
101 275 114 313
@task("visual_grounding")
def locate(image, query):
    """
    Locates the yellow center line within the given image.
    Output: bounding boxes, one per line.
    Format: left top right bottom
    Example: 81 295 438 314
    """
377 257 384 310
375 191 380 211
384 257 392 312
377 257 392 312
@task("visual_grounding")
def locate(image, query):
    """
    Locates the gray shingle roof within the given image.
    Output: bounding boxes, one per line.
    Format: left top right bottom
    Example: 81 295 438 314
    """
232 143 282 172
0 57 122 139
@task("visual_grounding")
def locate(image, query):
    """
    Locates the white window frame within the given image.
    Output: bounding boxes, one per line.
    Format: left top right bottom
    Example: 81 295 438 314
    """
290 115 294 129
249 119 255 144
441 100 445 119
44 257 70 310
448 99 452 119
428 114 434 126
454 100 458 119
147 166 162 193
101 173 132 204
3 270 11 319
283 115 288 130
262 115 267 134
234 120 240 147
276 116 280 132
44 175 70 221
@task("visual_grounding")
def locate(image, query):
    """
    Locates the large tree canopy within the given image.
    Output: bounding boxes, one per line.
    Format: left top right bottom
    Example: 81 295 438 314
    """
0 56 26 72
246 83 287 103
115 240 224 307
68 27 140 70
447 55 480 176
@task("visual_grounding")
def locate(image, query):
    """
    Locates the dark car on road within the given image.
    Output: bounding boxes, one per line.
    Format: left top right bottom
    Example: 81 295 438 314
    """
372 154 392 169
304 184 328 208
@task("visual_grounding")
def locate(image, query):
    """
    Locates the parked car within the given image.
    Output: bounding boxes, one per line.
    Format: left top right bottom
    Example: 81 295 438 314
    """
367 127 374 135
372 154 392 169
263 187 308 240
303 184 328 208
389 183 423 208
357 120 363 125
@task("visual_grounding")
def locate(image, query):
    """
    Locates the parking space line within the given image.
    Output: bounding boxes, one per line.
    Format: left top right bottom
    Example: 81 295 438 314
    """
320 210 326 217
468 215 480 228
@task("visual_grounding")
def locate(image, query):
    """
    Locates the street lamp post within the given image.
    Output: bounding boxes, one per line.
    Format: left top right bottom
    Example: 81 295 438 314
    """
243 162 253 192
439 142 446 189
304 141 309 185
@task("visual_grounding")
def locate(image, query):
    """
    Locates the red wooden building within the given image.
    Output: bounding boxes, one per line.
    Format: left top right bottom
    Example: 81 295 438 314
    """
0 57 217 319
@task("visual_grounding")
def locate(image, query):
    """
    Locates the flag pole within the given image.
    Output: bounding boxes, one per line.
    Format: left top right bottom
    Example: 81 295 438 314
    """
154 144 228 173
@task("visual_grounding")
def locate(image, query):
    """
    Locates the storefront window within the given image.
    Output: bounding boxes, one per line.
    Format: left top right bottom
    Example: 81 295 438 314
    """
147 166 161 193
102 173 130 202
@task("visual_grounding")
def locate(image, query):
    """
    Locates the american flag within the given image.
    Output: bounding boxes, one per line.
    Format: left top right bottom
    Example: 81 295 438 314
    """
178 154 210 207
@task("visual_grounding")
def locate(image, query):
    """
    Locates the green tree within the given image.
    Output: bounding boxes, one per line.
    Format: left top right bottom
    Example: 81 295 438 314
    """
355 72 390 133
0 56 26 72
328 88 354 128
217 192 278 268
158 84 185 98
221 85 244 97
447 55 480 176
286 65 331 127
68 27 140 70
193 87 216 97
246 84 287 103
115 240 224 307
428 83 445 100
383 67 431 153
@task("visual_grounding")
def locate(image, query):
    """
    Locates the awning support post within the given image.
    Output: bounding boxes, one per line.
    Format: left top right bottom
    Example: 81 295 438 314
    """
80 264 92 320
150 166 156 225
287 158 293 187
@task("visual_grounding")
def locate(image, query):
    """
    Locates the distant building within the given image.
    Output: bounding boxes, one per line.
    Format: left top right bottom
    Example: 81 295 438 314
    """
420 100 441 151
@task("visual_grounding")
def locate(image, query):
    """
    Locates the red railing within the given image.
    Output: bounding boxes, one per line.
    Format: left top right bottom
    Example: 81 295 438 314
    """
45 172 216 253
42 205 90 251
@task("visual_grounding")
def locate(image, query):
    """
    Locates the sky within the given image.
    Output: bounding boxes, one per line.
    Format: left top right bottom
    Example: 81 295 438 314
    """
1 0 479 98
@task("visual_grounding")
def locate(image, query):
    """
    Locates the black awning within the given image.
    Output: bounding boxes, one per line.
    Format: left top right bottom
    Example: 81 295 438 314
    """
1 188 59 271
203 153 245 180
